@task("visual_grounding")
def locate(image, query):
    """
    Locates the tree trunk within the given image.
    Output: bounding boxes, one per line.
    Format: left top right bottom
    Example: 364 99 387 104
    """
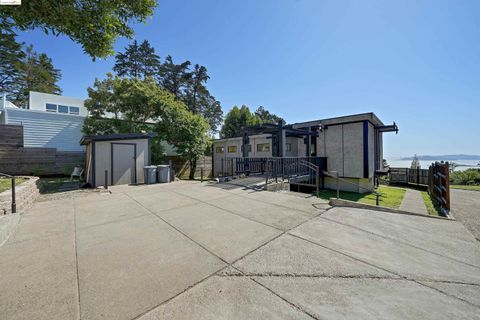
189 157 197 180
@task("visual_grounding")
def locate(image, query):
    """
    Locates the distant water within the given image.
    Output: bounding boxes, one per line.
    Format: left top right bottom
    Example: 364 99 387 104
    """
386 159 480 171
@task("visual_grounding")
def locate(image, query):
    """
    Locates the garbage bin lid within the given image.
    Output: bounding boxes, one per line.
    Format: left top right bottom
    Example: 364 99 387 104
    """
157 165 169 168
144 165 157 169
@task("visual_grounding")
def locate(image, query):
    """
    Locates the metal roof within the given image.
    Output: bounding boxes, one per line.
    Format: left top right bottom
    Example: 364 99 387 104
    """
80 133 156 145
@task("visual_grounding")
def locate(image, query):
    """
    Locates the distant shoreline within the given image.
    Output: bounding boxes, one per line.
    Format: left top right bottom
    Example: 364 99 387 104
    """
399 155 480 161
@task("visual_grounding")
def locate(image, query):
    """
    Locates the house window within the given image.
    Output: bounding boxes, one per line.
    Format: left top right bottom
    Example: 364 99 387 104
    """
227 146 237 153
215 146 224 153
58 105 69 113
286 143 292 152
46 103 57 112
69 106 80 115
257 143 270 152
247 144 252 152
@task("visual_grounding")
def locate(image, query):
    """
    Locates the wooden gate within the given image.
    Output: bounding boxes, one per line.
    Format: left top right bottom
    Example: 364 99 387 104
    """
428 162 450 214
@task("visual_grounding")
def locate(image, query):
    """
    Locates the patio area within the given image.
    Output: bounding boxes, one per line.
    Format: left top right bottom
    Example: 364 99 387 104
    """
0 181 479 320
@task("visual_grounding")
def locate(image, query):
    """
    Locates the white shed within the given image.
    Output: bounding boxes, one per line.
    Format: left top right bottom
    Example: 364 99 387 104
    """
80 133 154 187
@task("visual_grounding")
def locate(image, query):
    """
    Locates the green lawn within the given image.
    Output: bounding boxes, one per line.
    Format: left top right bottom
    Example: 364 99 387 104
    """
0 178 27 193
451 185 480 191
316 186 406 209
421 191 442 216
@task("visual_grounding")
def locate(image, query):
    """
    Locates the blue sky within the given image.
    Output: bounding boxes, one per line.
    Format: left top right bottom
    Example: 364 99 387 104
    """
16 0 480 158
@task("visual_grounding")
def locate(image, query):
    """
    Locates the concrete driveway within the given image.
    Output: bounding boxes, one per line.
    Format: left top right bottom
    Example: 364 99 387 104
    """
0 181 479 320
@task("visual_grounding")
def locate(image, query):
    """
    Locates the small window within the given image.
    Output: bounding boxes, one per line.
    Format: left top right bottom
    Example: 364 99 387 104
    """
69 106 80 115
227 146 237 153
58 105 69 113
46 103 57 112
257 143 270 152
247 144 252 152
286 143 291 152
215 146 224 153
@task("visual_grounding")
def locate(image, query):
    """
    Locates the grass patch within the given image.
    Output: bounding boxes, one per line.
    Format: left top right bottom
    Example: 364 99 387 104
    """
37 176 78 194
0 177 27 193
316 186 406 209
451 185 480 191
421 191 442 216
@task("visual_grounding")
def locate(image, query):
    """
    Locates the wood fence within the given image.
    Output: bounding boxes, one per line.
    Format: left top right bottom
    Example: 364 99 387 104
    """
0 147 85 176
164 156 212 179
0 123 85 176
389 167 429 185
428 162 450 214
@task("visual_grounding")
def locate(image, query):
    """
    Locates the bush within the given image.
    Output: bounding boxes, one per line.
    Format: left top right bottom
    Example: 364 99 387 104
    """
450 169 480 185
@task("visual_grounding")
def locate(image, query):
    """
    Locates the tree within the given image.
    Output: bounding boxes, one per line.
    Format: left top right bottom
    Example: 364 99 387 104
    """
12 45 62 107
183 64 223 132
0 30 25 100
220 105 262 138
163 109 210 180
114 40 160 79
0 0 157 59
254 106 284 125
158 55 191 98
83 75 211 179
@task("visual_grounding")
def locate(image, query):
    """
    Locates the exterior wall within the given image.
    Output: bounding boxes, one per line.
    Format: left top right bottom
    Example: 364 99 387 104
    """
5 107 85 151
343 122 364 178
29 91 87 116
323 177 374 194
368 122 375 176
212 135 273 177
93 139 149 187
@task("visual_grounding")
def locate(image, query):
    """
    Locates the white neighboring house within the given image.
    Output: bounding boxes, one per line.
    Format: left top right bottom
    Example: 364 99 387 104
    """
0 91 86 151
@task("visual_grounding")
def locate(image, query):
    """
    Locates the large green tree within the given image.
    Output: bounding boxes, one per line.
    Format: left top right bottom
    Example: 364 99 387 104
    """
220 105 262 138
158 55 191 98
11 45 62 107
254 106 284 125
114 40 160 79
0 0 157 59
0 30 25 99
182 64 223 132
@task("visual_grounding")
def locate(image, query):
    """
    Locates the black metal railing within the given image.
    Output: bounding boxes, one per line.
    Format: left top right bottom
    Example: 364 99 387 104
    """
0 172 16 214
220 157 327 191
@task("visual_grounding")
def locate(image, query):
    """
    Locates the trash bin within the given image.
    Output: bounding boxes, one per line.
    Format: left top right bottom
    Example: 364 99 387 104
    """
143 166 157 184
157 165 170 183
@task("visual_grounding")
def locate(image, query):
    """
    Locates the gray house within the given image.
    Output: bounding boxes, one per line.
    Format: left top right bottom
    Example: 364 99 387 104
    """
212 112 398 193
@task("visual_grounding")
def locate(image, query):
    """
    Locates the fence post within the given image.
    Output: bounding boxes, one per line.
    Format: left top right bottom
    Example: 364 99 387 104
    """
201 168 204 183
376 193 379 206
221 158 224 177
336 171 340 199
316 170 319 197
104 170 108 189
11 177 16 214
265 171 268 190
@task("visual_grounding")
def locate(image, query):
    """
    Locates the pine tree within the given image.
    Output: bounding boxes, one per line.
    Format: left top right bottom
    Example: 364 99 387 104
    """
12 45 62 107
158 55 191 98
114 40 160 79
0 31 25 101
183 64 223 132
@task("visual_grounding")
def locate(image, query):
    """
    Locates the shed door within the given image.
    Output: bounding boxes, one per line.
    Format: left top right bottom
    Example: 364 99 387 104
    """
112 143 136 185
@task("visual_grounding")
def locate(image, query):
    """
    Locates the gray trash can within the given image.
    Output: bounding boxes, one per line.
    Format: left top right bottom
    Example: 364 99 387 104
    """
143 166 157 184
157 165 170 183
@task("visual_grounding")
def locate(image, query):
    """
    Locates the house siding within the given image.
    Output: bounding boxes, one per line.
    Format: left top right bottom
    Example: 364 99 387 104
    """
5 108 85 152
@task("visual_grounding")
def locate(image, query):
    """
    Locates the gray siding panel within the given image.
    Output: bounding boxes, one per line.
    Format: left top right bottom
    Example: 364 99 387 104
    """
6 108 85 151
